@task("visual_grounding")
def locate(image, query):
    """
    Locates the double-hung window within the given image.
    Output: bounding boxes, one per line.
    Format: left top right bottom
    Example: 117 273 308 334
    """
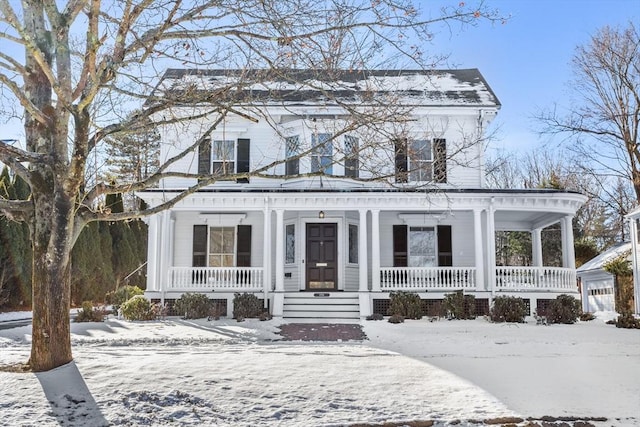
209 227 235 267
344 135 359 178
409 139 433 182
408 226 436 267
311 133 333 174
212 140 235 177
285 135 300 176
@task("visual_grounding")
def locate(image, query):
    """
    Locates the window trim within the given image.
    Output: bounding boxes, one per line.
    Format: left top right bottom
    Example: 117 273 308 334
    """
311 132 333 174
285 135 300 176
348 223 359 265
211 139 236 178
208 226 237 267
285 223 296 264
344 135 359 178
408 226 438 267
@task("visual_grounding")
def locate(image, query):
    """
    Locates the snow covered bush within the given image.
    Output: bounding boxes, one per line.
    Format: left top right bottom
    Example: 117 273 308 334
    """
388 314 405 324
75 301 106 322
490 296 527 323
105 285 144 311
233 293 264 319
120 295 156 321
388 291 423 319
547 294 582 324
443 290 476 319
174 293 212 319
366 313 384 321
614 311 640 329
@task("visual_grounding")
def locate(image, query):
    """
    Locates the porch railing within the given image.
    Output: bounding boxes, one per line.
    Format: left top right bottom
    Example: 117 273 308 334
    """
380 267 476 291
168 267 264 291
495 266 577 292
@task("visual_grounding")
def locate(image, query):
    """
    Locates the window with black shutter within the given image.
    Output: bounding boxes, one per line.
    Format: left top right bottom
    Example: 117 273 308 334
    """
197 139 211 180
393 225 408 266
236 225 252 267
236 138 250 183
437 225 452 266
192 225 207 267
394 139 408 183
433 138 447 183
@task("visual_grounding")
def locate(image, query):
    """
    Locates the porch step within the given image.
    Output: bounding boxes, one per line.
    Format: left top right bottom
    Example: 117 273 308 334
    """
282 292 360 319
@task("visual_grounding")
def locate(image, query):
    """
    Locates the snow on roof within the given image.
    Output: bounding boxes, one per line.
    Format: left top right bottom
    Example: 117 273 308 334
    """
577 241 632 273
152 68 501 107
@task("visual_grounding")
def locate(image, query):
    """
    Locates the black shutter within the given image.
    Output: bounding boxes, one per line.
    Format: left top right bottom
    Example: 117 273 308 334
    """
198 138 211 177
437 225 452 266
192 225 207 267
236 225 252 267
433 138 447 183
236 138 250 183
394 138 408 183
393 225 408 267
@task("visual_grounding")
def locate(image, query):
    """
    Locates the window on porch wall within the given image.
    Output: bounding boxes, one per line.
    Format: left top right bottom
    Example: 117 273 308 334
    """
392 224 452 267
192 225 252 268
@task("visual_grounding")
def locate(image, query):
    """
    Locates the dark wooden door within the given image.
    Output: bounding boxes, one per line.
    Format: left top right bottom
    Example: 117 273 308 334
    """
305 223 338 290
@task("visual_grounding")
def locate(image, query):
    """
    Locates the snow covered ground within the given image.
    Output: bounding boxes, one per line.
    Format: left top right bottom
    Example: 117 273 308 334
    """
0 314 638 426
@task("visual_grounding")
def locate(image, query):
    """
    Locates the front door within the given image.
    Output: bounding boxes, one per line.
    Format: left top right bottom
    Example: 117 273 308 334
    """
306 223 338 290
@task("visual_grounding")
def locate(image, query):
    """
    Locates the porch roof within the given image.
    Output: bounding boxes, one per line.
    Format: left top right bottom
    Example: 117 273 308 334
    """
138 188 586 231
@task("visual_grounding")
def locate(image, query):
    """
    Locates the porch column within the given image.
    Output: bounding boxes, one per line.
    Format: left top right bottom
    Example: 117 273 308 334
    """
532 228 543 267
629 218 640 315
146 214 159 292
160 211 172 294
358 209 371 317
473 209 485 291
263 205 272 305
371 209 381 292
486 203 496 298
273 209 285 316
561 215 576 269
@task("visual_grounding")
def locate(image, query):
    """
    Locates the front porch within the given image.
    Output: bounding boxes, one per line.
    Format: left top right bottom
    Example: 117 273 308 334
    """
142 189 586 318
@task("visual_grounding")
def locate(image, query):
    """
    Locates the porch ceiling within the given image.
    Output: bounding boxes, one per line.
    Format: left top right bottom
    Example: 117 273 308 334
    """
494 210 565 231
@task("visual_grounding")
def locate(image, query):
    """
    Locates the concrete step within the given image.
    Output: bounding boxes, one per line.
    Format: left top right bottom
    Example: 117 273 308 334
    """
284 303 360 312
284 297 359 305
283 310 360 319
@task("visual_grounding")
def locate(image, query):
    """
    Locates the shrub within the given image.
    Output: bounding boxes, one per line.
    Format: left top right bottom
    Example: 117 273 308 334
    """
388 291 423 320
614 311 640 329
490 296 527 323
579 312 596 321
75 301 106 322
259 312 272 321
443 290 476 320
105 285 144 311
388 314 405 324
366 313 384 321
233 293 264 319
174 293 212 319
120 295 156 321
547 294 582 324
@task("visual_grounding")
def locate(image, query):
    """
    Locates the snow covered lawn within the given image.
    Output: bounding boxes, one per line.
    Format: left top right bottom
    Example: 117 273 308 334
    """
0 316 638 426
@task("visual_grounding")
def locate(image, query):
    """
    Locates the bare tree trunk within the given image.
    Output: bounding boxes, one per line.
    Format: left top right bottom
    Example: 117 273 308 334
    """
28 187 74 371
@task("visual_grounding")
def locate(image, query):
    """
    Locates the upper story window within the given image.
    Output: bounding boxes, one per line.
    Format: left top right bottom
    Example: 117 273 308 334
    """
344 135 359 178
285 135 300 176
311 133 333 174
409 139 432 182
212 139 235 177
395 138 447 184
198 138 250 183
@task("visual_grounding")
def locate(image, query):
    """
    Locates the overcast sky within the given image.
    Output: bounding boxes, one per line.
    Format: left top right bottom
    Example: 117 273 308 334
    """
431 0 638 153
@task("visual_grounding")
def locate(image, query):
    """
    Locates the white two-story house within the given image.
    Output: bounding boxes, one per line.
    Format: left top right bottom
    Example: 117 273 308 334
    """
138 68 586 319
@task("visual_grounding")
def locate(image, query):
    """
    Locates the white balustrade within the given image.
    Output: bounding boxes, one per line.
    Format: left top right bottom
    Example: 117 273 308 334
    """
495 266 577 291
379 267 476 290
168 267 264 291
